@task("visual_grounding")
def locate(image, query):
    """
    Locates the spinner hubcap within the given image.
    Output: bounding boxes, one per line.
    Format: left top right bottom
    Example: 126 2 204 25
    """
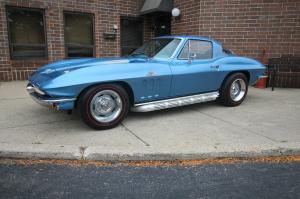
90 90 122 123
230 79 246 102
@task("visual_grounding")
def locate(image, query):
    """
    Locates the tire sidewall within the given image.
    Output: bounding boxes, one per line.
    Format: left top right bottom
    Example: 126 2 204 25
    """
221 73 248 106
80 84 129 129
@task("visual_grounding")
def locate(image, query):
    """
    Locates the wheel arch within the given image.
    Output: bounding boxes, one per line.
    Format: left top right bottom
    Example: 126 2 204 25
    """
222 70 250 86
75 81 135 108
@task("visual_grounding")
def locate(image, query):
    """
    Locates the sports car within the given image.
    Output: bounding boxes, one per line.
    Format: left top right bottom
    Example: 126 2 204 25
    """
27 36 266 129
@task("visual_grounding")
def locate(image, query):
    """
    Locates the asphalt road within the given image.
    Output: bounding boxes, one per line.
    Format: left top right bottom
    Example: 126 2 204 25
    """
0 161 300 199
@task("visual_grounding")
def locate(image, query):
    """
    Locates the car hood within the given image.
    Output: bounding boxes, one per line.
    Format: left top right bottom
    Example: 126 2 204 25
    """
30 57 146 86
39 57 146 73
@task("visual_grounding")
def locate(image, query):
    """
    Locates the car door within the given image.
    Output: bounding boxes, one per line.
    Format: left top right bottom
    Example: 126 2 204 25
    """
128 38 182 103
170 39 222 97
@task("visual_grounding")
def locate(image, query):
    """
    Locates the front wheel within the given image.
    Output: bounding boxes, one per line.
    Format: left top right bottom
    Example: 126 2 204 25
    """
79 84 129 130
219 73 248 107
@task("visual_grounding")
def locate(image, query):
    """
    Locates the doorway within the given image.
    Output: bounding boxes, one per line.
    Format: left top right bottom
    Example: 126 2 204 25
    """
120 17 144 56
154 14 171 37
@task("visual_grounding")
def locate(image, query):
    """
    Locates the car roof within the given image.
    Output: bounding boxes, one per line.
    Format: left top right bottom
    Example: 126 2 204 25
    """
155 35 222 45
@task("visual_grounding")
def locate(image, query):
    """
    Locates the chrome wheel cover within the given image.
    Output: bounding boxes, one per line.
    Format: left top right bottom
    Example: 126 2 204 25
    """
90 90 122 123
230 78 246 102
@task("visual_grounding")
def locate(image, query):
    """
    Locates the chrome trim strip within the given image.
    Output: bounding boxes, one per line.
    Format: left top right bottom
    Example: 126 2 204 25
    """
131 91 219 112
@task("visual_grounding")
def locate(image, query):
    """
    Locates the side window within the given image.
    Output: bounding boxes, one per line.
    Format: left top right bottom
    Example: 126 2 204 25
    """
178 40 213 60
178 41 189 59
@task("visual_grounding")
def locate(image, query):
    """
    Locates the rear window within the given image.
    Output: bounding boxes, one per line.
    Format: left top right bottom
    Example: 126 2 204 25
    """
223 48 234 55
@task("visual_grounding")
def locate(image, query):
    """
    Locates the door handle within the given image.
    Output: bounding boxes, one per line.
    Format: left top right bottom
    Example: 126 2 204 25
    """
210 65 219 69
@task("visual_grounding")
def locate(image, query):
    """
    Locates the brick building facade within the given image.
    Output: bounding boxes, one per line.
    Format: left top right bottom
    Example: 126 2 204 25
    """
0 0 299 81
172 0 300 60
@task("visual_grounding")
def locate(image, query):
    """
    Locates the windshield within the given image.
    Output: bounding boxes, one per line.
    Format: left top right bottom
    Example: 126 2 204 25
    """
131 38 181 59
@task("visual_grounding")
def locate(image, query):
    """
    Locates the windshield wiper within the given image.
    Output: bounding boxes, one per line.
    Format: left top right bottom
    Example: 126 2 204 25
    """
130 52 149 57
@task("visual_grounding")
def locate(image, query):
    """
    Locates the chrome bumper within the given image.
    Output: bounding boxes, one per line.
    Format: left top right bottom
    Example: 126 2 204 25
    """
254 75 268 84
257 75 268 79
26 83 76 110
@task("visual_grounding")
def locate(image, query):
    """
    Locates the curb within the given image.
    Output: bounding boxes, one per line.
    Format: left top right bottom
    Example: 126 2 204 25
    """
1 144 300 161
83 147 300 161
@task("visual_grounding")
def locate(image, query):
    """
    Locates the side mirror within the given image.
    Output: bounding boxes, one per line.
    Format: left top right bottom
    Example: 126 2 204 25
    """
188 53 197 64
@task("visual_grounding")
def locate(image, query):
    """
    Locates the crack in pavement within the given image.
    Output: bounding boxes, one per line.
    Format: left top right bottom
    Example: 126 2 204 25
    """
192 109 279 143
121 123 150 147
79 146 88 160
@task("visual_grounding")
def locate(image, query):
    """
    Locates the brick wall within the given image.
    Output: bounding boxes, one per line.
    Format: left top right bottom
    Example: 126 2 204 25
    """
0 2 11 81
1 0 300 81
0 0 149 81
172 0 300 60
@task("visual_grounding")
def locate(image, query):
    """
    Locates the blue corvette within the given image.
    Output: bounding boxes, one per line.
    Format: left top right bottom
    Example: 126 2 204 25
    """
27 36 266 129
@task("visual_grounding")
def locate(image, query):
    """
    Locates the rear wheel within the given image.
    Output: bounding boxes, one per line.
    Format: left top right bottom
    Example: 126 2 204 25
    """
79 84 129 130
219 73 248 107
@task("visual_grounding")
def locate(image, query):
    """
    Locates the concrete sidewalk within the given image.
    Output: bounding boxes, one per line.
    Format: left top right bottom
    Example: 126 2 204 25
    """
0 81 300 161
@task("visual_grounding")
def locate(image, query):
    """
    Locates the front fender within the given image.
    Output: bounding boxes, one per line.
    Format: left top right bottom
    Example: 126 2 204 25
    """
41 61 172 103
